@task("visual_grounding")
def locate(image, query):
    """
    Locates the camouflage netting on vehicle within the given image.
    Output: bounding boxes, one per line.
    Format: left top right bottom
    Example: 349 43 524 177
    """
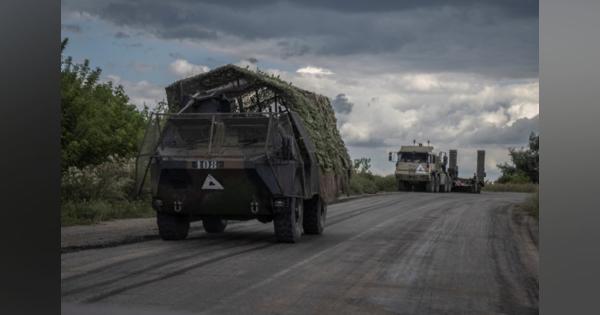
164 64 351 179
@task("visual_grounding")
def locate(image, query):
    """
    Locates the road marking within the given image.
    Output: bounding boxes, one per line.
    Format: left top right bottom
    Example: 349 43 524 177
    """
202 174 224 190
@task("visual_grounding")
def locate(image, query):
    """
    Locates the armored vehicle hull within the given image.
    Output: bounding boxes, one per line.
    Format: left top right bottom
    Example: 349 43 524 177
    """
136 65 351 243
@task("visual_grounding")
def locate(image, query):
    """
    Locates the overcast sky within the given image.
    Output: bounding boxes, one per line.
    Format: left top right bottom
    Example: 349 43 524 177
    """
61 0 539 180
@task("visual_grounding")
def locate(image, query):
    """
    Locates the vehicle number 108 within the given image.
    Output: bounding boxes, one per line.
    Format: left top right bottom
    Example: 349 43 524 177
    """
195 160 220 169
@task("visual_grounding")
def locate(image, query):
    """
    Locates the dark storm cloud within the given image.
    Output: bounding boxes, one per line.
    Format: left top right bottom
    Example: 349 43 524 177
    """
61 24 81 33
62 0 538 77
195 0 537 17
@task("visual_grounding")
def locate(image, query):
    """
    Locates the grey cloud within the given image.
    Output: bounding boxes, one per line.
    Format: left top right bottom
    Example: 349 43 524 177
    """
169 52 183 59
61 24 81 33
344 136 386 148
114 31 130 38
332 94 353 114
62 0 538 78
466 115 539 146
277 41 311 58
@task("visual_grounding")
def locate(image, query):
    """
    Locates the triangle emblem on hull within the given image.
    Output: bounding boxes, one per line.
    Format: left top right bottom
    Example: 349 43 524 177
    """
202 174 224 190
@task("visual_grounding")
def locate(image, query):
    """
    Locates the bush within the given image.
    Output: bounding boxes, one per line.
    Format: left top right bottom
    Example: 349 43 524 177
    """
60 156 153 226
349 173 378 195
496 171 531 184
483 182 538 193
349 173 396 195
374 175 397 192
61 156 136 202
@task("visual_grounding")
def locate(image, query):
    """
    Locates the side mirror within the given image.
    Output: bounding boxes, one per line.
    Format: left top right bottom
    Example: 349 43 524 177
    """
388 152 392 162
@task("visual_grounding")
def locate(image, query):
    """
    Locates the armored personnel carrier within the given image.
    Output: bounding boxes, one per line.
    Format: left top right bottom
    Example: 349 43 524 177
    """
135 65 351 243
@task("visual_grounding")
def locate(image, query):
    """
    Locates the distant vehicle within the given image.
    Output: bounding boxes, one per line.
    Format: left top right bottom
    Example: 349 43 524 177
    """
135 65 351 243
388 141 485 193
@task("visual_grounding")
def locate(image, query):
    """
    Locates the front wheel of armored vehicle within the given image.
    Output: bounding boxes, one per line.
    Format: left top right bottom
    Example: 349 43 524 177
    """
303 197 326 235
203 218 228 233
274 198 303 243
397 181 407 191
157 213 190 240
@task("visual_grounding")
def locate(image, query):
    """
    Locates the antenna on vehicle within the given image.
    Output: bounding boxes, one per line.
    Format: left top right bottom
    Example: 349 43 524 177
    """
413 139 416 145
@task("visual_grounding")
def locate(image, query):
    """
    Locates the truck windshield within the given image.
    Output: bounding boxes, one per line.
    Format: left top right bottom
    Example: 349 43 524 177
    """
158 114 275 157
398 152 428 163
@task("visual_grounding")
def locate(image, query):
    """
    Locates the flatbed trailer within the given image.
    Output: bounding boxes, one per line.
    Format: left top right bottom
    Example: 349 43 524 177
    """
448 149 486 194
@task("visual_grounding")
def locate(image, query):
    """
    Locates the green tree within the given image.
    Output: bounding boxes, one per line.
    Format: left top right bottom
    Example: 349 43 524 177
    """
61 38 147 170
353 157 372 174
497 132 539 183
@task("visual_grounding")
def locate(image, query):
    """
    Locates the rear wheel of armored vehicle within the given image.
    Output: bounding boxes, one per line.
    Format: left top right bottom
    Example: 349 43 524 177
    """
274 198 303 243
303 197 326 235
157 212 190 240
203 218 228 233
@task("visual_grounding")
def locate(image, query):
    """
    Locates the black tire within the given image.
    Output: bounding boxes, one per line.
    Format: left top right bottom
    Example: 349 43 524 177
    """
426 180 435 192
203 218 228 233
397 181 407 191
157 212 190 240
303 197 326 235
274 198 303 243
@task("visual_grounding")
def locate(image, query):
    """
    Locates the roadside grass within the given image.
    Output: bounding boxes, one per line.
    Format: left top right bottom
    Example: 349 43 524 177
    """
349 173 396 195
61 199 154 226
519 189 539 220
61 157 155 226
483 182 538 193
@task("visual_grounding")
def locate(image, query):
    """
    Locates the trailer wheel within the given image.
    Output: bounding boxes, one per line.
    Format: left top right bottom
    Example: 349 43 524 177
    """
426 179 435 192
157 212 190 240
274 198 303 243
303 197 326 235
203 218 228 233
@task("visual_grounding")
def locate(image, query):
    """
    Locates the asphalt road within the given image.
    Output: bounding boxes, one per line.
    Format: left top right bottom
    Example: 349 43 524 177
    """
61 192 538 315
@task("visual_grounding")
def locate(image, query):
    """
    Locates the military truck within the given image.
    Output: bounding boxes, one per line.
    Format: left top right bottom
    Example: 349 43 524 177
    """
388 142 485 193
135 65 351 243
388 141 452 192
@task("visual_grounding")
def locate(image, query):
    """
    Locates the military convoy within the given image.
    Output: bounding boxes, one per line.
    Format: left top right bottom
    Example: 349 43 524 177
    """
135 64 492 244
135 65 351 243
388 141 486 193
